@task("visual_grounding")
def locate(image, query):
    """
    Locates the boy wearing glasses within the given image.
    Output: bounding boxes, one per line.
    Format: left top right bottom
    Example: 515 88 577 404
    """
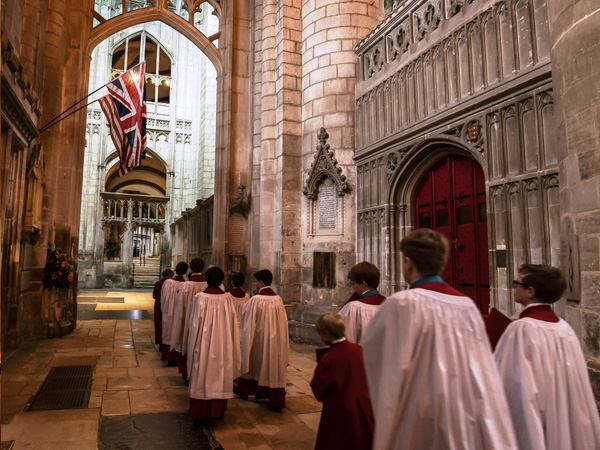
495 264 600 450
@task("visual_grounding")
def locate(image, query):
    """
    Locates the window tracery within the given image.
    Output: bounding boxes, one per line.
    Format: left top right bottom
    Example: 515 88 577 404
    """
111 32 172 104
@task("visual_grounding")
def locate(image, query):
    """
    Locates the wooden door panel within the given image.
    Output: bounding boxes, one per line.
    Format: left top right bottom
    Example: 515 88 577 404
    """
413 154 490 314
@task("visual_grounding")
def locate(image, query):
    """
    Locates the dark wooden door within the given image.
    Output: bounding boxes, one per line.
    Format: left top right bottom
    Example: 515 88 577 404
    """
413 155 490 315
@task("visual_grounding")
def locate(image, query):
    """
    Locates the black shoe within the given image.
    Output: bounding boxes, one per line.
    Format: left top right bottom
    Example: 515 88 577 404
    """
254 395 268 400
233 388 248 400
167 361 177 367
269 406 283 413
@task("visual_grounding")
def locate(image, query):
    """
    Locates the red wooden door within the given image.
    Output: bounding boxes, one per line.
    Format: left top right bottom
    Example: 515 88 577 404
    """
413 155 489 315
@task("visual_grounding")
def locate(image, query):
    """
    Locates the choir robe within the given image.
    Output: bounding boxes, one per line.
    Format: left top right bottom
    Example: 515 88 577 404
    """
170 274 207 375
153 276 171 345
337 293 386 344
361 282 518 450
494 304 600 450
186 287 241 420
229 287 249 332
160 275 186 362
238 287 289 409
310 339 374 450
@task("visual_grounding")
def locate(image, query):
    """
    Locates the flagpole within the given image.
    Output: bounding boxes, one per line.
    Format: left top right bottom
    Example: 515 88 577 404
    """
37 62 146 134
38 85 106 133
38 99 99 135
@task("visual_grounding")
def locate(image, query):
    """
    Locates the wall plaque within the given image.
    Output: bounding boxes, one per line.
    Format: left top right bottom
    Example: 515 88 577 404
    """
318 185 337 231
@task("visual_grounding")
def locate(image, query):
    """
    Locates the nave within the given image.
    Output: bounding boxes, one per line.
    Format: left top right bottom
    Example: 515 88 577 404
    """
1 290 321 450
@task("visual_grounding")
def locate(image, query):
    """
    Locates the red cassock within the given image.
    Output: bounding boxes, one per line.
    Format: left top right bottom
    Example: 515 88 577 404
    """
153 277 169 345
310 340 374 450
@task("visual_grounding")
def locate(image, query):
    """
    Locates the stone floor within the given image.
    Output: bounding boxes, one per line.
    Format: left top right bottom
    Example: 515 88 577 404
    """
1 290 321 450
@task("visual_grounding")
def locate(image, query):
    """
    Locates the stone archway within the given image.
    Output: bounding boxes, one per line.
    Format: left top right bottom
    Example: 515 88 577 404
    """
386 139 489 297
78 1 253 269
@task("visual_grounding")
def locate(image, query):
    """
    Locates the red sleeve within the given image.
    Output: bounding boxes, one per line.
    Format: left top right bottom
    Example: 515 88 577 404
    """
310 357 339 402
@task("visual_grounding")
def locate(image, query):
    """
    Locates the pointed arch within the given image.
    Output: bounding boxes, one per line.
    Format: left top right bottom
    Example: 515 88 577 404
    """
88 8 223 75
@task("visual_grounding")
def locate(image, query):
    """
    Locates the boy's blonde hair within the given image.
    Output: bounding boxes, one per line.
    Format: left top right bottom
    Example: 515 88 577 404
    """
315 313 346 340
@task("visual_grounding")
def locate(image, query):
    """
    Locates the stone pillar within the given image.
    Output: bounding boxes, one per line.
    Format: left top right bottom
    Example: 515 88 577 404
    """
121 199 134 288
547 0 600 397
291 0 382 343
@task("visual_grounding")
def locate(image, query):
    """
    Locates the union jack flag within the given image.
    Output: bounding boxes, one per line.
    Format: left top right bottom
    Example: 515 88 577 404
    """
99 62 147 176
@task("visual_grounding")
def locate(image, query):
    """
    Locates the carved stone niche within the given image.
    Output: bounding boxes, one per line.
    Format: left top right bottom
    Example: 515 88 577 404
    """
23 144 44 237
303 128 350 237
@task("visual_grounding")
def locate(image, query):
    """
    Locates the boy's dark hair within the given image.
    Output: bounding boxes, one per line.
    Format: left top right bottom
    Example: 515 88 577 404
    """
205 266 225 287
518 264 567 304
400 229 448 276
175 261 189 276
315 313 346 340
162 268 174 278
231 272 245 287
190 258 205 274
348 262 380 289
254 269 273 286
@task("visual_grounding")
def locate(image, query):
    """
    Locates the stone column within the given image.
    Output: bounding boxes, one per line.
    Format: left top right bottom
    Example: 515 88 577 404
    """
121 199 134 288
547 0 600 395
292 0 382 342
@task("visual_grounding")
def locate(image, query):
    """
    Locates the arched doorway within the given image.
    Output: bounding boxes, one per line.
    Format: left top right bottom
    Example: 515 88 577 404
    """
413 154 489 314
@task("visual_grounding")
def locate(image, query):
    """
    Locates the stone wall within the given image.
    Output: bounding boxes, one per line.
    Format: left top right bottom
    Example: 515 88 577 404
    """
546 0 600 401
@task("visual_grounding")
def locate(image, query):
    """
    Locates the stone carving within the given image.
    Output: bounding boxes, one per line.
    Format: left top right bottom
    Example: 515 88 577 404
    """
303 128 350 199
387 22 410 61
415 2 442 41
229 184 250 217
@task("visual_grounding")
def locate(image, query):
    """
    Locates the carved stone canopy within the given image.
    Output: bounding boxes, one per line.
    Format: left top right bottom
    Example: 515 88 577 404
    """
229 184 250 217
303 128 350 200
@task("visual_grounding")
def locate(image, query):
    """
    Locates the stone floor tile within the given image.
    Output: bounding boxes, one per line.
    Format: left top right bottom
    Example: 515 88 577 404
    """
2 382 28 396
113 356 137 368
102 399 131 416
107 377 159 390
129 389 171 414
297 412 321 433
103 390 129 401
127 367 153 378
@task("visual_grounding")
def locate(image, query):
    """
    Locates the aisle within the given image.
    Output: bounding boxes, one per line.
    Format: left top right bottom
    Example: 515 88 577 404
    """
1 290 321 449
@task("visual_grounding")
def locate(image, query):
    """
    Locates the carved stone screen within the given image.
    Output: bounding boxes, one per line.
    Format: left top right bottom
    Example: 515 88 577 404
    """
313 252 336 288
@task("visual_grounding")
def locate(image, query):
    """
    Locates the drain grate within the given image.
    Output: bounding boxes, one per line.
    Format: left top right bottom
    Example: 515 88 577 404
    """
28 365 95 411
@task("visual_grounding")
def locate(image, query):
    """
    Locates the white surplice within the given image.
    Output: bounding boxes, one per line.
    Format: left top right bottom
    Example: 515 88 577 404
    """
160 279 184 346
240 290 289 388
232 293 250 322
361 286 518 450
494 318 600 450
170 280 207 354
338 301 380 344
186 291 241 400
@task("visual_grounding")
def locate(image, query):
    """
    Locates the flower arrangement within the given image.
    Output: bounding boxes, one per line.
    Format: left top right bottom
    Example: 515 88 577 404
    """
44 243 76 290
105 234 121 260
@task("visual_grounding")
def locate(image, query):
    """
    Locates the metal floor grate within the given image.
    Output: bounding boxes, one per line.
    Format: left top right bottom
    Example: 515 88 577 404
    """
27 365 95 411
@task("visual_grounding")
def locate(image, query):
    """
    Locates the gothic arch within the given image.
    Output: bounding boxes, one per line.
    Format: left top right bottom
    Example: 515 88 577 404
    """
386 137 488 291
87 8 223 75
388 136 486 207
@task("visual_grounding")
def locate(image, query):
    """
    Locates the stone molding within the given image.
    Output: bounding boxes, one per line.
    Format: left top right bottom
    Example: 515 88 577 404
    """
303 128 350 200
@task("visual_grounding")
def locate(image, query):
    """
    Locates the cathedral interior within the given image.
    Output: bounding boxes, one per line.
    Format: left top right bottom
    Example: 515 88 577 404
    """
1 0 599 448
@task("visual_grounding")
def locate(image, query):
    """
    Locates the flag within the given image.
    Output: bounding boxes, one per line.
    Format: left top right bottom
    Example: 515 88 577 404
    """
99 62 147 176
